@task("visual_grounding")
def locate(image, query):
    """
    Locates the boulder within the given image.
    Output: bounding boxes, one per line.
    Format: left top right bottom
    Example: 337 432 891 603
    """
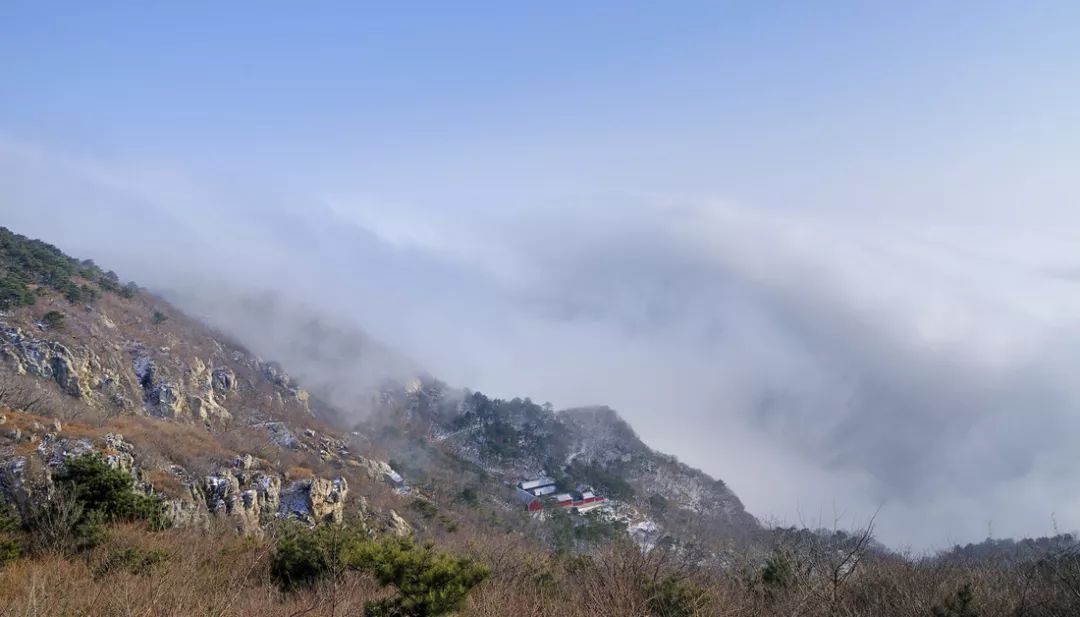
387 510 412 537
191 467 285 534
211 366 236 396
188 395 232 424
203 472 242 515
0 457 52 519
101 433 136 472
279 476 348 525
261 422 300 449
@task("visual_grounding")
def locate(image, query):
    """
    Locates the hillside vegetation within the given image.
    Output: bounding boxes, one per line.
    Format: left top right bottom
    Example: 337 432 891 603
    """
0 227 136 310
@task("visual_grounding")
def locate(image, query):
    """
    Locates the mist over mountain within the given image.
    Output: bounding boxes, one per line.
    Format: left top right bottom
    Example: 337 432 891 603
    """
5 153 1080 551
5 2 1080 554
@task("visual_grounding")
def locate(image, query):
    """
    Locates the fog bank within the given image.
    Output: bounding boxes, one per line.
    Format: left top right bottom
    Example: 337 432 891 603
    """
4 138 1080 550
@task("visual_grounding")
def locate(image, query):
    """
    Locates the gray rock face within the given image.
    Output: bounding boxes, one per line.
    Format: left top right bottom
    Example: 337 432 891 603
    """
211 366 236 395
154 383 184 417
0 325 140 410
0 418 353 536
387 509 412 537
3 306 315 427
132 352 233 423
0 326 90 398
184 465 351 533
166 498 210 528
260 422 300 449
259 361 292 388
0 432 137 519
255 473 283 515
280 476 349 525
101 433 136 472
236 454 254 470
204 473 242 514
0 457 50 519
356 457 406 488
34 434 95 469
186 358 232 423
198 467 288 534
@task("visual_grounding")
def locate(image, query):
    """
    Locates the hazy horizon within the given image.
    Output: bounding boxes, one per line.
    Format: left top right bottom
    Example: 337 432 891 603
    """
4 2 1080 551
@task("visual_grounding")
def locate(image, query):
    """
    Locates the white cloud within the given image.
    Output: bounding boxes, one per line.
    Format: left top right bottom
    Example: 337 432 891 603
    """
4 140 1080 549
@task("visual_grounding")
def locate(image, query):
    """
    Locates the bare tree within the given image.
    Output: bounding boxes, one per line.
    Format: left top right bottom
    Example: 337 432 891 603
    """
26 487 87 556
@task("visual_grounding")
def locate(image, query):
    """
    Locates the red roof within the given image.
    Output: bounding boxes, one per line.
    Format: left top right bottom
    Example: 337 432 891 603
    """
558 496 606 508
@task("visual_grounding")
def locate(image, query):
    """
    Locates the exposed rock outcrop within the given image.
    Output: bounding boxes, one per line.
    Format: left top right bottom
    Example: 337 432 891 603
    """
0 326 91 398
2 302 316 427
199 466 288 534
0 420 354 536
0 457 50 519
212 366 236 395
0 232 384 541
386 509 412 537
280 477 348 525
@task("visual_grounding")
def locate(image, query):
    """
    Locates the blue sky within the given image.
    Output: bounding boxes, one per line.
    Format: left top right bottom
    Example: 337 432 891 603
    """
4 2 1078 211
4 2 1080 549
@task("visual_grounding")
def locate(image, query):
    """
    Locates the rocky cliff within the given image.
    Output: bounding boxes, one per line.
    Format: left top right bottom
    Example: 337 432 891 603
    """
0 227 399 536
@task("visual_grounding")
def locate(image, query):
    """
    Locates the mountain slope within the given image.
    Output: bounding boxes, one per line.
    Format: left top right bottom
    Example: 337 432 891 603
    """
366 377 758 543
0 225 756 551
0 226 398 534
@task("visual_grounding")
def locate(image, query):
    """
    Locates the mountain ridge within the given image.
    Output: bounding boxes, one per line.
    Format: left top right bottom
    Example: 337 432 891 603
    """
365 376 758 544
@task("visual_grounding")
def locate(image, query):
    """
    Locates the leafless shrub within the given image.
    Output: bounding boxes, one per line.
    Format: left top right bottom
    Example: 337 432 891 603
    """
0 487 1077 617
0 371 101 421
25 488 88 556
0 372 50 413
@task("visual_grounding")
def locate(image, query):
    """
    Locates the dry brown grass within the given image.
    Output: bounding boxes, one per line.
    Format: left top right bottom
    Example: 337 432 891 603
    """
104 415 234 470
0 515 1077 617
142 468 188 498
456 538 1080 617
0 523 385 617
0 408 59 433
286 466 315 480
1 407 232 466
